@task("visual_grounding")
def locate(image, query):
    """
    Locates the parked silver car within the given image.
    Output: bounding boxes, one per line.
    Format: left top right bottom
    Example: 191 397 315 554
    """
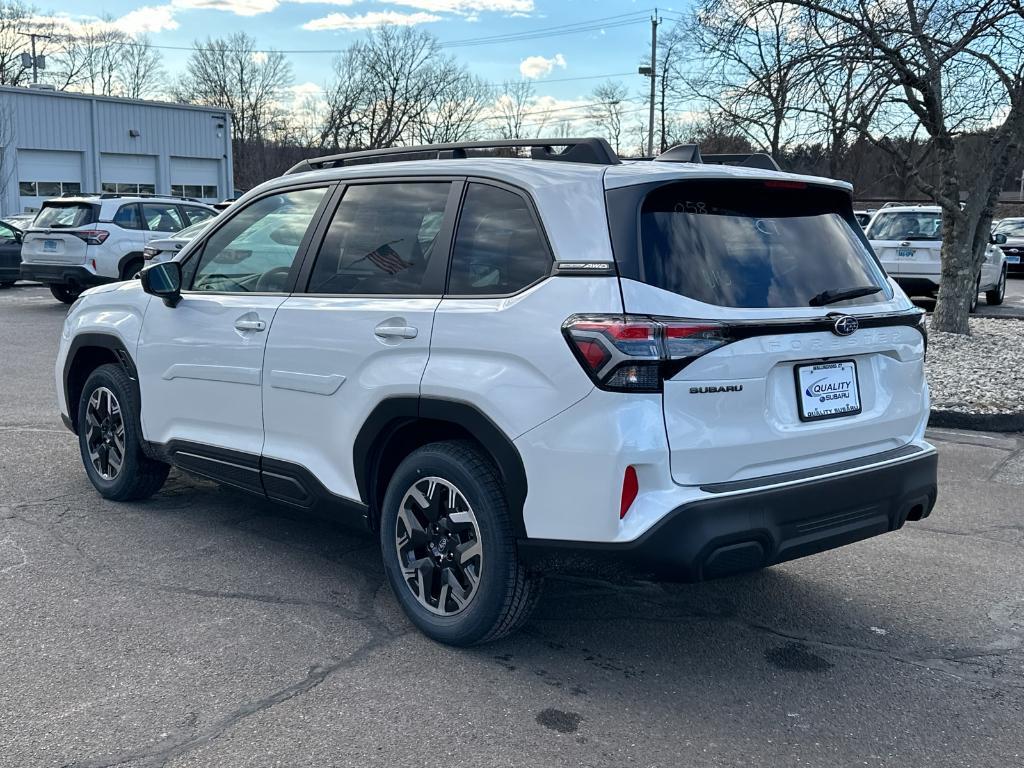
993 217 1024 275
142 219 215 264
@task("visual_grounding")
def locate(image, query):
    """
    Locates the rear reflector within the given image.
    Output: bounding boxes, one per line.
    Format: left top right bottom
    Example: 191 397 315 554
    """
620 466 639 519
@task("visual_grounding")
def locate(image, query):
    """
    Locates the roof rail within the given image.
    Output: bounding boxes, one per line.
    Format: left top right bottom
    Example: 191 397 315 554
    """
286 137 621 174
56 192 207 204
654 144 782 171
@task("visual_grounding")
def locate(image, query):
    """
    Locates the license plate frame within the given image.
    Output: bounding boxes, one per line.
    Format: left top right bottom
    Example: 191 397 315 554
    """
896 247 914 259
794 360 862 422
43 239 59 253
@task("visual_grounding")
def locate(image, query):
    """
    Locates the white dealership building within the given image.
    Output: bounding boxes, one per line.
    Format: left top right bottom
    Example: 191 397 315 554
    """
0 85 232 216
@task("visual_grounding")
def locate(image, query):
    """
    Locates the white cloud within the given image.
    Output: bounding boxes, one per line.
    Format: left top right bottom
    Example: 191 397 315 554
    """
171 0 280 17
379 0 533 13
113 5 179 33
302 10 441 30
518 52 566 79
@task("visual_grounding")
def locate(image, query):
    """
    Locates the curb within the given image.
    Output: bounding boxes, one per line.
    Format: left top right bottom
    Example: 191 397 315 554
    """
929 409 1024 433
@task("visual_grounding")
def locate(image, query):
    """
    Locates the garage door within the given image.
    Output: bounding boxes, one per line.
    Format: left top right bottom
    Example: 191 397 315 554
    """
16 149 84 212
170 157 221 203
100 153 157 195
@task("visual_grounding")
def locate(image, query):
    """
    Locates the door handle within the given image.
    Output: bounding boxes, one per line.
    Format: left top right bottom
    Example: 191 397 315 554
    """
235 318 267 332
374 324 418 339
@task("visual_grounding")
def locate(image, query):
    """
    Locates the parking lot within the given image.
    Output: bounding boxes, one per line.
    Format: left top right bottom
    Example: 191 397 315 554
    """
1 283 1022 767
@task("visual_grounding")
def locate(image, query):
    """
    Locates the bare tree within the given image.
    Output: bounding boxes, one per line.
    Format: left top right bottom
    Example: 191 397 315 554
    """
586 80 629 152
173 33 293 187
767 0 1024 333
414 74 491 145
116 36 164 100
0 2 60 87
495 80 534 139
685 0 809 157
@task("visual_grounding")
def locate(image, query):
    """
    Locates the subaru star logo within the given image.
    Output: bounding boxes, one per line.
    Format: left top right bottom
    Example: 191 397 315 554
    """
832 315 859 336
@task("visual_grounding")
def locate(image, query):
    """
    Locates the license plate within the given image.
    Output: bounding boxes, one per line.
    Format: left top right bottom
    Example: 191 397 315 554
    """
896 248 914 259
795 360 862 422
1009 254 1021 264
43 239 58 253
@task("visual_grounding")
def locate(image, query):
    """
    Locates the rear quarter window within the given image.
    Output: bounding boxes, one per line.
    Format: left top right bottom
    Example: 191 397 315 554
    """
613 180 889 309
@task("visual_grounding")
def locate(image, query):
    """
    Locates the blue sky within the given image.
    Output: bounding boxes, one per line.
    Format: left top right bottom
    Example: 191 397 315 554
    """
40 1 687 107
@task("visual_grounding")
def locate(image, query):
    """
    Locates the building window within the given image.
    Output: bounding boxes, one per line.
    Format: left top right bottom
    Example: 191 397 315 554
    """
172 184 217 199
19 180 83 197
102 182 155 195
139 183 155 194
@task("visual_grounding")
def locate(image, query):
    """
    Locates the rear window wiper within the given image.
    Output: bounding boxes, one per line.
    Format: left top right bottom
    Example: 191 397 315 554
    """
809 285 882 306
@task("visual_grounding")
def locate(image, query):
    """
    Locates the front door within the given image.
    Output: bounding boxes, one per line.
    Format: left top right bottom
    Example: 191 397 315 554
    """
261 180 460 504
137 186 331 460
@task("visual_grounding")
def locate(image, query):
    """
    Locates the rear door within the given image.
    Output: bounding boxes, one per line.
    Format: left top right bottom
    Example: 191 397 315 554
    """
21 202 97 266
608 178 927 486
260 179 458 504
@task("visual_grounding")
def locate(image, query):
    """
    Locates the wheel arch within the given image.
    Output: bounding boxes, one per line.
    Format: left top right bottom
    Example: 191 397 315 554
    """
117 252 146 280
64 333 138 434
354 397 529 538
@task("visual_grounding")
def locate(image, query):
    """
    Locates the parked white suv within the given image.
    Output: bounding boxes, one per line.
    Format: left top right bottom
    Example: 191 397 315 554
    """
56 139 938 645
21 194 217 303
867 204 1008 309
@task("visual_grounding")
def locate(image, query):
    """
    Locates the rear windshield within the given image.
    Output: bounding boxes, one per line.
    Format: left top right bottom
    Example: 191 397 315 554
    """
638 181 889 309
866 211 942 241
33 203 96 229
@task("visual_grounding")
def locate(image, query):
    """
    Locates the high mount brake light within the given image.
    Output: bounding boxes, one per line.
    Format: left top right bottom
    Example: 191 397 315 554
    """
71 230 109 245
562 314 731 392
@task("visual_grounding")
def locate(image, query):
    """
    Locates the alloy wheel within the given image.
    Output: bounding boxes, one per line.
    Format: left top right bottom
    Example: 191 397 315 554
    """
395 477 483 616
85 386 126 480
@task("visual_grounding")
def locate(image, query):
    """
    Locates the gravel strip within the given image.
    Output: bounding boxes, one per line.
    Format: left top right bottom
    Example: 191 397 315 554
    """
925 317 1024 416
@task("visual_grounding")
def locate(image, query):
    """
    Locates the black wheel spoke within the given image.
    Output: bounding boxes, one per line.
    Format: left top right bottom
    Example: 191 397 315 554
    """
84 386 126 481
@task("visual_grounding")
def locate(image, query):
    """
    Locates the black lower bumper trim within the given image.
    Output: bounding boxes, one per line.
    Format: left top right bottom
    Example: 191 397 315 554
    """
894 277 940 297
20 263 109 287
519 451 938 582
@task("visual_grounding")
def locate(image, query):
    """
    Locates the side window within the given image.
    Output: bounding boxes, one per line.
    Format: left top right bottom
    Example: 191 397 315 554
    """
448 183 552 295
142 203 184 233
0 223 14 241
307 182 451 295
189 187 327 293
183 206 216 226
113 204 142 230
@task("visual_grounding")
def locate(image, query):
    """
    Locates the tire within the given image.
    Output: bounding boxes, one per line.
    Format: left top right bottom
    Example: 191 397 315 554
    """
986 269 1006 306
120 258 143 281
77 363 170 501
49 284 81 304
969 276 980 314
379 440 541 646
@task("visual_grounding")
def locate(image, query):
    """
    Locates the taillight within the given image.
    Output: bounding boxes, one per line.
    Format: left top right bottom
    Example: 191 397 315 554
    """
562 314 731 392
71 230 109 245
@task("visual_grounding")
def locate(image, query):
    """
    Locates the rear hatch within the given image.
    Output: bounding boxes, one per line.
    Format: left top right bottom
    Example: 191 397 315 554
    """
21 201 99 265
604 177 927 486
865 209 942 279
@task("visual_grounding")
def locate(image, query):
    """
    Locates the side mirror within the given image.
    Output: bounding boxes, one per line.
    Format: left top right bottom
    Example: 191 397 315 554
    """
140 261 182 307
13 230 22 244
992 233 1007 245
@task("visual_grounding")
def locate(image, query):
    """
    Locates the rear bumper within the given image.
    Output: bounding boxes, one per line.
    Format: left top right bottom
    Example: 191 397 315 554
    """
894 276 940 296
20 263 108 288
520 449 938 582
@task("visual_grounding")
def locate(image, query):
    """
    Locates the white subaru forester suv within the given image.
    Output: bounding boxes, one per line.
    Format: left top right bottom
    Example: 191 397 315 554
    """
56 139 937 646
21 194 217 303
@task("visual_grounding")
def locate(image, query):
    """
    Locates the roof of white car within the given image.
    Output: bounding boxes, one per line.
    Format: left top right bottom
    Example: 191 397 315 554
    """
278 156 853 194
874 205 941 213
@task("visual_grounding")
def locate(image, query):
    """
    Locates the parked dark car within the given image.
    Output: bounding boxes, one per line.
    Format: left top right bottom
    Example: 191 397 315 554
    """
0 219 24 287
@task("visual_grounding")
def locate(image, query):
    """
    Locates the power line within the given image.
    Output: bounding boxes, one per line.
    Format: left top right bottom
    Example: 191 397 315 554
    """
22 8 658 56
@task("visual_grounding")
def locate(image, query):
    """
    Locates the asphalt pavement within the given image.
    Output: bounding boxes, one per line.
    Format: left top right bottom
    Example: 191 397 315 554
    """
1 283 1023 768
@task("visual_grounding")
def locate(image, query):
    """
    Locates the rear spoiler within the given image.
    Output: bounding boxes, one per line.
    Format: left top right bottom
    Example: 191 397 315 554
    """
653 144 781 171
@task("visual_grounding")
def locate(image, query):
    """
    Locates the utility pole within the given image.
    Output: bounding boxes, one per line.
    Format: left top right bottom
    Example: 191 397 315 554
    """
647 11 659 158
18 32 50 84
